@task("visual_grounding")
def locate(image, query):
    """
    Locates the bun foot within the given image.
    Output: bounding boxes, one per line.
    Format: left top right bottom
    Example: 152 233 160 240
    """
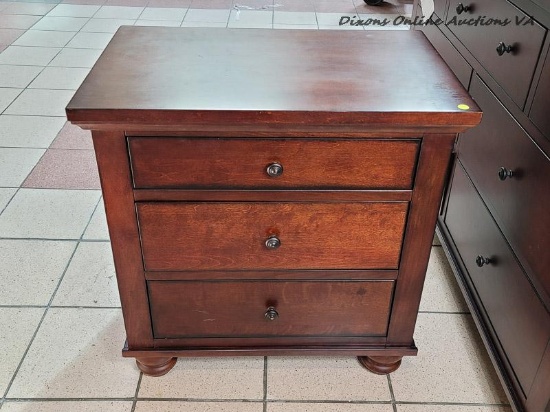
136 356 177 377
357 356 402 374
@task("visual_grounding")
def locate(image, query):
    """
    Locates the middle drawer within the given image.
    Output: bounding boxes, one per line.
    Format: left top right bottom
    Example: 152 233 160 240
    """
128 137 420 190
137 202 408 271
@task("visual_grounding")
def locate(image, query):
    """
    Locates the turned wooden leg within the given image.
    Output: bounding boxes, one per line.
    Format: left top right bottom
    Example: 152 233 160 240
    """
357 356 402 375
136 357 177 377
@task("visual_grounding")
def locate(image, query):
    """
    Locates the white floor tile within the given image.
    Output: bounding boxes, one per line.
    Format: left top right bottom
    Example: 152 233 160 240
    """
269 404 394 412
0 147 45 187
0 115 66 148
136 20 182 27
30 16 90 32
0 88 22 113
4 89 75 116
390 313 508 404
180 21 227 27
47 4 101 18
273 24 319 29
2 401 133 412
267 357 390 401
184 9 230 23
0 187 17 211
66 32 115 49
82 200 109 240
13 30 76 48
8 308 139 398
397 405 511 412
139 357 264 399
420 247 469 313
274 11 317 25
53 242 120 307
0 239 77 305
0 15 41 30
48 48 103 68
135 402 263 412
0 65 42 88
140 7 187 21
0 46 61 66
0 308 45 395
0 188 101 239
94 6 145 19
228 10 273 27
81 18 136 33
28 67 90 90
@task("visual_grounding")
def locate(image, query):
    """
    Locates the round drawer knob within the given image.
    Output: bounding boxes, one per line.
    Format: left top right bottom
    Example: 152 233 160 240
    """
498 167 514 181
476 255 492 267
496 42 514 56
266 163 283 177
455 3 471 14
265 306 279 321
265 236 281 250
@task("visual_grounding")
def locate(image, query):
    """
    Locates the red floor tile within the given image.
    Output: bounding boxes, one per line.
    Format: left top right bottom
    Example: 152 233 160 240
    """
147 0 192 7
0 28 25 45
276 0 315 12
314 0 358 13
190 0 231 9
50 122 94 150
0 44 7 53
23 149 100 190
0 15 42 30
1 3 56 16
104 0 148 6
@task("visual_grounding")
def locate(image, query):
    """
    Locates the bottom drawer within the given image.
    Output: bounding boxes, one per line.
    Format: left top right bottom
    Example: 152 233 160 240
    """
445 162 550 396
148 280 394 339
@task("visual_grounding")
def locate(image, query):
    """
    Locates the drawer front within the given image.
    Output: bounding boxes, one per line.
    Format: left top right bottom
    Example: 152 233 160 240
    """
459 75 550 302
445 162 550 395
128 138 420 190
530 49 550 139
445 0 545 107
418 15 472 88
148 280 394 338
137 202 408 271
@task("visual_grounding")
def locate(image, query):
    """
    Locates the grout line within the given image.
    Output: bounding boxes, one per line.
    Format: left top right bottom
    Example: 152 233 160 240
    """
0 240 80 401
262 356 268 412
0 237 109 242
79 195 102 238
130 372 143 412
418 310 471 315
0 187 20 218
387 374 398 412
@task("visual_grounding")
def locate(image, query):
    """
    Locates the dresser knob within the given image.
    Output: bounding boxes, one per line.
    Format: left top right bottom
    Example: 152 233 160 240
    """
266 163 283 177
498 167 514 180
455 3 471 13
265 236 281 250
496 42 514 56
476 255 492 267
265 306 279 321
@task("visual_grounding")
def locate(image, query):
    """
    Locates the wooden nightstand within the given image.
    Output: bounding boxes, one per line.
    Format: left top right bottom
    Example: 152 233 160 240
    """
66 27 481 377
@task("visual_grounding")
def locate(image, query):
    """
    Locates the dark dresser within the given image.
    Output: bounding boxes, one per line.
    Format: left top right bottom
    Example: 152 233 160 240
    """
412 0 550 410
66 27 481 378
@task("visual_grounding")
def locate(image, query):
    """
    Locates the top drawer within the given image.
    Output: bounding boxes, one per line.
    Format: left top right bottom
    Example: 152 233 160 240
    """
445 0 545 108
128 138 419 190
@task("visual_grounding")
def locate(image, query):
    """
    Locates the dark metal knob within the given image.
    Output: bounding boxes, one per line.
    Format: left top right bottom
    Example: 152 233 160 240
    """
265 236 281 250
496 42 514 56
498 167 514 180
476 255 492 267
265 306 279 321
456 3 471 13
266 163 283 177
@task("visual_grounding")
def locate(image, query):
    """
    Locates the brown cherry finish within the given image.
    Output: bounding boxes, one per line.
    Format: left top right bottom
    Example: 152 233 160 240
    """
414 1 550 408
357 356 403 375
135 357 177 377
66 28 481 377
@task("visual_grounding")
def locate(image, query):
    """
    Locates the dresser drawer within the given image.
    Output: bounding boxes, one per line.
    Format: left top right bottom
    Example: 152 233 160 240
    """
137 202 408 271
445 162 550 395
128 137 420 190
459 75 550 303
148 280 394 338
445 0 545 107
529 48 550 138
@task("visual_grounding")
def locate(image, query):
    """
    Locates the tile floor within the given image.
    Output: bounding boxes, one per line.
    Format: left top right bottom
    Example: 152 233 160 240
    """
0 0 510 411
